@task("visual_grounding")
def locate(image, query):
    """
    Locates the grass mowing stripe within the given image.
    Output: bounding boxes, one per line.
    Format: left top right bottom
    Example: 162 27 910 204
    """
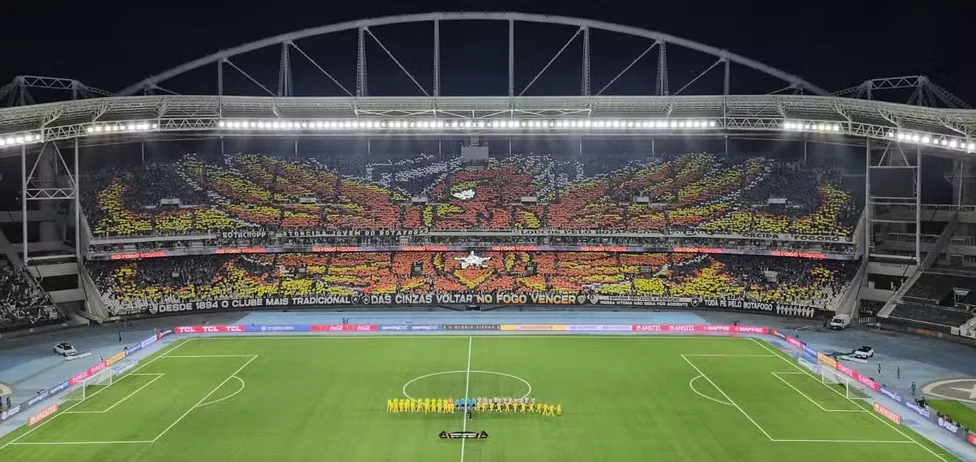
64 374 166 414
926 400 976 432
460 336 473 462
680 354 775 440
0 338 192 452
749 337 954 462
151 355 259 443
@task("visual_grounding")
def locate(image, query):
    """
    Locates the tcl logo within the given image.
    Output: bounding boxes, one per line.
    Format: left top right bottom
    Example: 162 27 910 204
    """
202 326 220 332
225 325 243 332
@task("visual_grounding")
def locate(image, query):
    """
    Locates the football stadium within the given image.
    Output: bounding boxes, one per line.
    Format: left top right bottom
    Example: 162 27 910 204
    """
0 11 975 462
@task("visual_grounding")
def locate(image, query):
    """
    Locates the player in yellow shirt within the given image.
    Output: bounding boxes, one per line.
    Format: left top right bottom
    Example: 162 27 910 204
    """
423 398 430 413
436 399 443 413
387 399 393 412
519 401 527 413
408 399 415 413
556 404 562 416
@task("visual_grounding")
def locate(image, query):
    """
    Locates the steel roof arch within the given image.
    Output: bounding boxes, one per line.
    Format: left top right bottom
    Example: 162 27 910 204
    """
117 11 828 97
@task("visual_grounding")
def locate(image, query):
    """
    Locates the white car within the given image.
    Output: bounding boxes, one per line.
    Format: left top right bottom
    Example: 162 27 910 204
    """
853 346 874 359
53 342 78 357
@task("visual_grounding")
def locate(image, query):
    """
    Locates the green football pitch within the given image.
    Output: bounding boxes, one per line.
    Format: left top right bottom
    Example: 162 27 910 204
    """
0 335 959 461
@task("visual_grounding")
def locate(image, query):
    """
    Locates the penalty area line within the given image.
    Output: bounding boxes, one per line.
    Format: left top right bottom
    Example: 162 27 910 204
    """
150 355 258 443
770 372 865 413
688 375 733 406
0 338 193 452
750 338 949 461
10 440 154 445
64 373 166 414
197 376 246 408
681 354 775 441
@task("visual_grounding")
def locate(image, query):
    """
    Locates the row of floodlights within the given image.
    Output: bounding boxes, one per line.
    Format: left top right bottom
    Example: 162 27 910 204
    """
86 123 157 133
783 121 843 132
886 131 974 151
783 120 974 152
217 118 720 130
0 133 42 147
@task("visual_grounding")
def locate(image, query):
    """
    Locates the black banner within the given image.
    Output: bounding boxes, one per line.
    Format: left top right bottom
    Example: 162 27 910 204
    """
126 293 819 320
440 431 488 439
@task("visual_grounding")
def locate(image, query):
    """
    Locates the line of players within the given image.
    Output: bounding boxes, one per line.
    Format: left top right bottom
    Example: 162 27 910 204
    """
475 397 561 416
387 397 561 416
388 398 459 413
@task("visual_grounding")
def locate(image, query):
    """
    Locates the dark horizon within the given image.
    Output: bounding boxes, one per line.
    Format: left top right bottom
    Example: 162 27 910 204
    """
0 1 972 103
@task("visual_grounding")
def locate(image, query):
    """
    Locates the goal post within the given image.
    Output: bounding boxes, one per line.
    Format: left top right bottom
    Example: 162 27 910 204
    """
820 366 869 400
62 368 114 403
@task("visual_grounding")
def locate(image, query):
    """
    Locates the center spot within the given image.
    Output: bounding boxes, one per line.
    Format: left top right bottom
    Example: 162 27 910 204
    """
402 370 532 399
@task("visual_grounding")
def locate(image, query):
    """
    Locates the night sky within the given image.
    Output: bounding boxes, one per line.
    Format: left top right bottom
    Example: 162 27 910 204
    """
0 0 972 102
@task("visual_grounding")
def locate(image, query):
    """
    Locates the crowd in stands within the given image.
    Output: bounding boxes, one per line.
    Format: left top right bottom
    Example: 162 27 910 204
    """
88 252 854 316
0 258 63 331
90 234 857 256
81 153 862 240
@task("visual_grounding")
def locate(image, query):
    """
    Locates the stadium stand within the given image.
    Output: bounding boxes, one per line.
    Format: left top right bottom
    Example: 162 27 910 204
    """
889 272 976 328
0 257 64 331
81 153 860 239
88 252 854 316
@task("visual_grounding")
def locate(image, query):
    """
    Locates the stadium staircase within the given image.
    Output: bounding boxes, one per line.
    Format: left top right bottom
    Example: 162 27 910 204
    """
877 212 960 318
833 257 868 319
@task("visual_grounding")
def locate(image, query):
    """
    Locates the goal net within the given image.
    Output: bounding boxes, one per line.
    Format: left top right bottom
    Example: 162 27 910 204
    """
820 366 870 400
63 368 114 402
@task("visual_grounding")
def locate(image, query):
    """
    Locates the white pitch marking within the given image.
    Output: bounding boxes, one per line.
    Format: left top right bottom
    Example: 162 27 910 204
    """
0 338 192 452
401 370 531 400
750 338 948 460
460 336 473 462
683 354 776 357
150 355 258 443
688 375 733 406
64 373 166 414
770 372 864 413
10 440 154 445
771 439 915 444
680 354 775 441
161 354 258 358
196 376 246 408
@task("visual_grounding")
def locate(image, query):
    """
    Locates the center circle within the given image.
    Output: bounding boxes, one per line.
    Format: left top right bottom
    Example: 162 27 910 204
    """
402 370 532 399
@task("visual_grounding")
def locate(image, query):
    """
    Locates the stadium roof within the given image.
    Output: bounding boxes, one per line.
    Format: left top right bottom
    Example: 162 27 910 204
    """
0 12 971 157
